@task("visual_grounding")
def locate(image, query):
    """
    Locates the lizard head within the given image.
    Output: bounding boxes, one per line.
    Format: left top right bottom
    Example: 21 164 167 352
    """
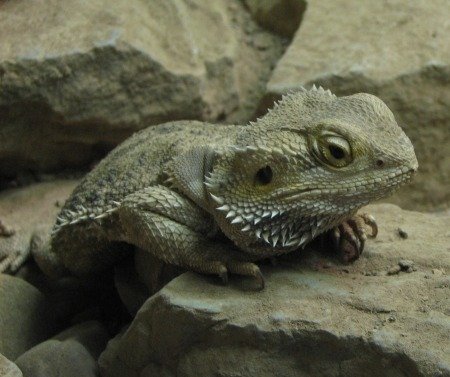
206 86 418 254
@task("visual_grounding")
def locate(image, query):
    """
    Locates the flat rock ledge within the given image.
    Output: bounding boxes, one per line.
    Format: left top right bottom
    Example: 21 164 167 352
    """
99 204 450 377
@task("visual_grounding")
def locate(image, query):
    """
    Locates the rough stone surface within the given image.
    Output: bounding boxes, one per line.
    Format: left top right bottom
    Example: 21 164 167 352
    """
114 248 188 316
0 180 77 275
52 321 110 359
15 321 109 377
0 0 285 178
16 342 95 377
244 0 307 37
0 180 120 327
0 354 22 377
263 0 450 211
0 275 54 360
114 259 149 317
99 204 450 377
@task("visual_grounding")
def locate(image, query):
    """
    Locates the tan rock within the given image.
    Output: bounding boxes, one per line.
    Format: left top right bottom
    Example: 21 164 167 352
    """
0 180 77 275
99 203 450 377
0 354 22 377
0 275 54 360
263 0 450 211
0 0 284 177
0 180 110 327
244 0 307 37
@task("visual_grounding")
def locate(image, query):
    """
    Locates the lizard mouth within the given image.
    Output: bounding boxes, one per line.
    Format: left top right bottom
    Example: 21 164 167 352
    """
213 165 417 252
372 166 416 191
270 187 314 201
271 165 416 203
374 166 416 197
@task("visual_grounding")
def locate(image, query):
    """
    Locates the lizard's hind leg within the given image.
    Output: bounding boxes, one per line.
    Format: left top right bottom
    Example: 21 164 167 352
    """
117 185 263 288
49 222 130 277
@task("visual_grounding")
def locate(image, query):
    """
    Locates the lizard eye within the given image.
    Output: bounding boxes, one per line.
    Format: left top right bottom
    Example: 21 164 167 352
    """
315 135 353 168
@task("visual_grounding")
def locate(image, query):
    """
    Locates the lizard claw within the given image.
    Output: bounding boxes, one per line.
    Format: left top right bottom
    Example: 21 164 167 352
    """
218 265 229 285
0 220 16 237
255 268 265 291
330 213 378 263
0 246 31 273
227 261 265 290
0 219 30 273
360 213 378 238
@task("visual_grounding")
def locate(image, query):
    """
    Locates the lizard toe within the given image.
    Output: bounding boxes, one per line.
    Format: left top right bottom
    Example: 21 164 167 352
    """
218 265 229 285
360 213 378 238
330 220 363 263
347 216 367 255
227 261 265 290
0 248 30 273
0 223 32 273
0 219 16 237
332 212 379 263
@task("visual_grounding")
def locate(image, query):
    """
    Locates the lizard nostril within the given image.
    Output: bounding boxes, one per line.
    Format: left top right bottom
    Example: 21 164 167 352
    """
376 159 384 168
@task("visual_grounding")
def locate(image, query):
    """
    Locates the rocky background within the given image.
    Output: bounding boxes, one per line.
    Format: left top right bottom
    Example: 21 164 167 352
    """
0 1 449 376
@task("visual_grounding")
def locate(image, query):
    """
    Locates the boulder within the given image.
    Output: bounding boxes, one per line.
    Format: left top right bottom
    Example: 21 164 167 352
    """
0 0 285 178
114 258 149 316
0 354 22 377
99 204 450 377
16 340 96 377
244 0 307 37
51 320 110 359
0 275 54 360
15 321 109 377
263 0 450 211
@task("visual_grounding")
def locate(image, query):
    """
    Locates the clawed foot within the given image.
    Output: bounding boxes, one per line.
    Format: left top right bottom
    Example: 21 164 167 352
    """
0 249 30 273
0 220 30 273
214 261 265 290
330 213 378 263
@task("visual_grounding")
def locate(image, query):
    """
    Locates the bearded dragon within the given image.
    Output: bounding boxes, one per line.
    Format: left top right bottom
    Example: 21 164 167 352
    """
0 86 418 288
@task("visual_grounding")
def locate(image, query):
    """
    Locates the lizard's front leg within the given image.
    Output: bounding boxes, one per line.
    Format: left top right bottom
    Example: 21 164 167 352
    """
330 213 378 263
115 185 264 288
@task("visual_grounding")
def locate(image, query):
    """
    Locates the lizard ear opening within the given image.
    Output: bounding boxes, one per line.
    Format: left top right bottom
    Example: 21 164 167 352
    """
255 166 273 185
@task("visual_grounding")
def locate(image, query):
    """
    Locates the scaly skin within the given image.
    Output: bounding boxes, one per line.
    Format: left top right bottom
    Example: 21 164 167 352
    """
0 86 418 288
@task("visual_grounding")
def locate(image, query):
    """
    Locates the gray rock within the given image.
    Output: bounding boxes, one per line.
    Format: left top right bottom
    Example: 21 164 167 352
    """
114 258 149 316
0 354 22 377
387 265 401 275
263 0 450 211
115 248 186 316
0 274 54 360
99 204 450 377
15 321 109 377
0 0 285 177
16 340 97 377
398 259 415 272
52 321 109 359
244 0 307 37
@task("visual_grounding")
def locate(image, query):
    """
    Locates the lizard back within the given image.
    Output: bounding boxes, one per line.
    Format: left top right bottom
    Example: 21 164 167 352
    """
53 120 234 235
